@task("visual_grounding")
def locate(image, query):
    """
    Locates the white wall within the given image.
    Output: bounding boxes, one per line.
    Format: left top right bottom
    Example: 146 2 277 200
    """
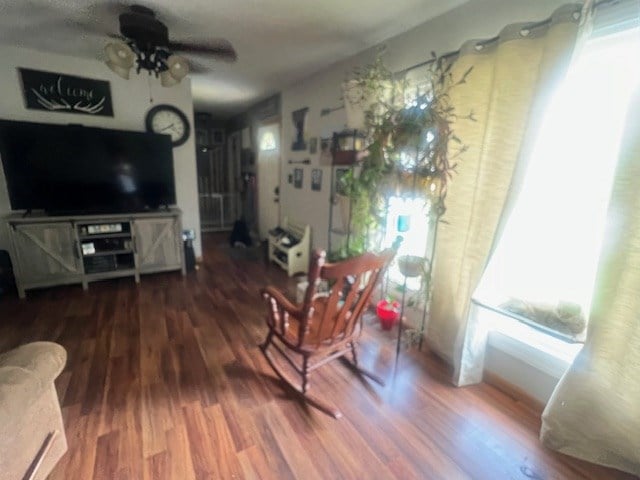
280 0 569 251
0 46 202 257
485 338 562 405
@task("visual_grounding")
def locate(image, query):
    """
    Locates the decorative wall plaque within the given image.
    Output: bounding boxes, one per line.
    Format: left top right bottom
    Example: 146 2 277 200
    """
291 107 308 151
19 68 114 116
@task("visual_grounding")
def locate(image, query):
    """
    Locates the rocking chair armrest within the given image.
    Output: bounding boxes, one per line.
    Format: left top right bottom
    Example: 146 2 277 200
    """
261 286 303 318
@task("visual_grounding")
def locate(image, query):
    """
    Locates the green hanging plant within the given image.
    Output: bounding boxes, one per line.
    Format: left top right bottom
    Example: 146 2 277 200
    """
337 50 474 259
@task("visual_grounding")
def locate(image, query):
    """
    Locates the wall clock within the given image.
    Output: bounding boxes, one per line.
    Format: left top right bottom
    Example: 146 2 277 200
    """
145 104 190 147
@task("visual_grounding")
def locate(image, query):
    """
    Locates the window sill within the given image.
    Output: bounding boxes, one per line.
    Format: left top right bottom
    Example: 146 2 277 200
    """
472 298 585 343
472 299 582 379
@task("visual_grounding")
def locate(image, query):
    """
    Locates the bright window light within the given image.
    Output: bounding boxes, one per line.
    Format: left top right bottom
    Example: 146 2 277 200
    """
383 196 430 290
476 28 640 333
259 131 277 151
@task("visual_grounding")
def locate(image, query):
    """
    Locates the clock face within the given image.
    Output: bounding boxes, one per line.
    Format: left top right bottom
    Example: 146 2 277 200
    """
145 105 190 147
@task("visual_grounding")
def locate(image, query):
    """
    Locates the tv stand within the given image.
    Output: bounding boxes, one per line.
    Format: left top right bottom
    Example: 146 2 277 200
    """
5 209 186 299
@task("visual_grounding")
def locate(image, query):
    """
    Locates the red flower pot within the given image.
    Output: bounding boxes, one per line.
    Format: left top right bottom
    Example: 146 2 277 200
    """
376 299 400 330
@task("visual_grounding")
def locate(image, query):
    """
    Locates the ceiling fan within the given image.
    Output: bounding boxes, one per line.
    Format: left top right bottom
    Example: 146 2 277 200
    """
104 4 237 86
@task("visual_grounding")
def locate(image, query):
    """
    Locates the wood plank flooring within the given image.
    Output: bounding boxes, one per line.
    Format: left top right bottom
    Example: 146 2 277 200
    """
0 234 635 480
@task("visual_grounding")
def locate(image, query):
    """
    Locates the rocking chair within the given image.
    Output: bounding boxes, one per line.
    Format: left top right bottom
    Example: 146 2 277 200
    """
260 248 395 418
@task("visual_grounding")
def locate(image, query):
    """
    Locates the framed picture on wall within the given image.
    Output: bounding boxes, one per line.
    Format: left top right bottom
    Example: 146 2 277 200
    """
196 128 209 146
319 137 332 164
291 107 308 151
309 137 318 154
335 167 349 195
311 169 322 191
294 168 304 189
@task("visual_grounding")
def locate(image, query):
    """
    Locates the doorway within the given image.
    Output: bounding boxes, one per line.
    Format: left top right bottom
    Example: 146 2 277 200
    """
256 123 281 240
195 116 239 232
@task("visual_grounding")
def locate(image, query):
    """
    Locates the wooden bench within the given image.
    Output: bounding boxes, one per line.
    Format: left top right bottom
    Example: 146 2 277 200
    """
268 217 310 277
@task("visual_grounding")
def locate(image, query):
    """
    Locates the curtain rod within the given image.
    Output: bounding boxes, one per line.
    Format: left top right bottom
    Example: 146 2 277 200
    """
394 0 617 77
319 0 619 117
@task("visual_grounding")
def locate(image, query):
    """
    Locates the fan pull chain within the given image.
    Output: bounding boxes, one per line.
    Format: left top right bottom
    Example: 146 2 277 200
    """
148 74 154 104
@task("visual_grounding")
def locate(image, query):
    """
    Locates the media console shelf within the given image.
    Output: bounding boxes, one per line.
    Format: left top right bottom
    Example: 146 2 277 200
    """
5 209 186 299
78 220 137 284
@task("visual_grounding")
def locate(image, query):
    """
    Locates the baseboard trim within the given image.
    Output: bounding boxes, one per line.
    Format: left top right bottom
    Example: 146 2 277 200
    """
483 371 545 413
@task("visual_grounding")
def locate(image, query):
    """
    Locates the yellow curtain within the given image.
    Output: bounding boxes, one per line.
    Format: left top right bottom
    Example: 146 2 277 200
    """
426 5 581 383
540 85 640 476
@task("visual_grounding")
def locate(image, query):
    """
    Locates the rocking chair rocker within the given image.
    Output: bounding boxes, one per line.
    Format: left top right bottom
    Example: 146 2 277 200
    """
260 248 395 418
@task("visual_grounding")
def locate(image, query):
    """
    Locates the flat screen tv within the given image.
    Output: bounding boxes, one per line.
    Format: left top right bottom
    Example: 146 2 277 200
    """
0 120 176 214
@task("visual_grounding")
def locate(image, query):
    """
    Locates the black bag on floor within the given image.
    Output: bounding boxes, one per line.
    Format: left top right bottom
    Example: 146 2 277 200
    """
229 219 253 247
0 250 15 296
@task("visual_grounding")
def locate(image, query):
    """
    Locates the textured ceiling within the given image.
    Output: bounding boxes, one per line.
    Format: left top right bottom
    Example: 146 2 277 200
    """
0 0 468 116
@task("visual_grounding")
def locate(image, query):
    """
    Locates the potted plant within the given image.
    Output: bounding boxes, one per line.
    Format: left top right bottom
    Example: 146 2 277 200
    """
376 298 400 330
338 52 473 258
335 53 473 346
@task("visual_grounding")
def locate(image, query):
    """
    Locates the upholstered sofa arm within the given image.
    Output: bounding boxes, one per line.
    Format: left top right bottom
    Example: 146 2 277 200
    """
0 365 45 422
0 342 68 480
0 342 67 429
0 342 66 384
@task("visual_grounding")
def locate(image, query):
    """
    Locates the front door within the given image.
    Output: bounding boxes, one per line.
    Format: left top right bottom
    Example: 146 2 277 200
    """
256 123 281 240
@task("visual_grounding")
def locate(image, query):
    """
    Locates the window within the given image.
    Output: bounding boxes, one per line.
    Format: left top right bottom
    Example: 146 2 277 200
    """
380 79 436 292
476 25 640 339
259 131 277 151
382 196 431 290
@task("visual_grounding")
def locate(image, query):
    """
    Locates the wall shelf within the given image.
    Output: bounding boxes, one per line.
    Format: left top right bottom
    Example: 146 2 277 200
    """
83 249 134 257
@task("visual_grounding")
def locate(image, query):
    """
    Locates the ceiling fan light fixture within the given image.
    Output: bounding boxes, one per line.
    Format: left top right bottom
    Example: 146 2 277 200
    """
106 61 131 79
167 54 189 79
160 69 179 87
159 54 189 87
99 5 238 86
104 41 135 79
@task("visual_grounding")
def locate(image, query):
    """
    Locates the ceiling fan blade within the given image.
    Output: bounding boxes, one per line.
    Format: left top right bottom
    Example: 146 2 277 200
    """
64 1 128 36
187 60 211 74
168 39 237 62
34 18 117 38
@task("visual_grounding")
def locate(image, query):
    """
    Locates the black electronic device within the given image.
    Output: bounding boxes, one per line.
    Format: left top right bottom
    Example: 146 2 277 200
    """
0 120 176 214
78 221 135 276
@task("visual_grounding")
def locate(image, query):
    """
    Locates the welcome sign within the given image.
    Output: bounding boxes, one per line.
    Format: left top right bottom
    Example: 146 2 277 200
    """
19 68 114 117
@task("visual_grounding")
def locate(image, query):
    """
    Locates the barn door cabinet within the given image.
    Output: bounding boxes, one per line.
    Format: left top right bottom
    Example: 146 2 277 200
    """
6 209 186 299
10 222 83 291
132 217 183 273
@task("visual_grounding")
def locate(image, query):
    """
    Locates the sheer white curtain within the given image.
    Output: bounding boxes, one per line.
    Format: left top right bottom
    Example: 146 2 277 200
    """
452 1 640 387
540 2 640 475
475 16 640 330
423 5 582 382
541 77 640 479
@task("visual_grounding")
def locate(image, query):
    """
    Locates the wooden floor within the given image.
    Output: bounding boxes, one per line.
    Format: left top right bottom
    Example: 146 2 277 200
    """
0 234 634 480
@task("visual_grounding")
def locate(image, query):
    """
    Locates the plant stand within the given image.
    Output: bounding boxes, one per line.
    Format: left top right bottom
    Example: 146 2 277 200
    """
394 255 428 371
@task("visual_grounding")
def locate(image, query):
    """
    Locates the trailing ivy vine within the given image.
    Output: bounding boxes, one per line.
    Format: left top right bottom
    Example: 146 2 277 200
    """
336 51 473 259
